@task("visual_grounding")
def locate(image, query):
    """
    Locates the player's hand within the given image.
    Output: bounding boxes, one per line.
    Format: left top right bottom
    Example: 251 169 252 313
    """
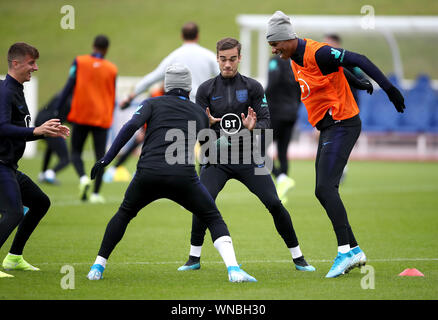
206 107 221 126
33 119 69 138
385 86 406 113
119 93 134 110
56 125 70 139
241 107 257 131
362 79 373 95
91 158 108 180
119 98 131 110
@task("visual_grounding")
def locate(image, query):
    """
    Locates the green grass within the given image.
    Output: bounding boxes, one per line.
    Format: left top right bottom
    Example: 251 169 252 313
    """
1 156 437 300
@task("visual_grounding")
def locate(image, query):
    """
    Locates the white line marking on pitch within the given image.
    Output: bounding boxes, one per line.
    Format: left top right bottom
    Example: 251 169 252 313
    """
50 184 438 207
35 257 438 266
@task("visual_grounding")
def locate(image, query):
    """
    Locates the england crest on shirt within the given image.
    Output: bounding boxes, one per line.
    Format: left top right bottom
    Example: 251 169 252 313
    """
236 89 248 103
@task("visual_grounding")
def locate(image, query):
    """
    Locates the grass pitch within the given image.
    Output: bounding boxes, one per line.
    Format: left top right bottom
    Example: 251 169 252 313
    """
1 156 437 300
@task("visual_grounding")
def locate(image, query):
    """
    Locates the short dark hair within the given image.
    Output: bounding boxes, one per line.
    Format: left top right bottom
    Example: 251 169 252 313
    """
181 22 199 41
216 37 241 55
7 42 39 68
93 35 110 50
324 33 341 44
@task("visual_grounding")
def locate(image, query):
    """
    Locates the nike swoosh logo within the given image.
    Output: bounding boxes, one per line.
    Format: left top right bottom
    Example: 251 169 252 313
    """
323 141 333 146
134 104 143 114
212 96 222 101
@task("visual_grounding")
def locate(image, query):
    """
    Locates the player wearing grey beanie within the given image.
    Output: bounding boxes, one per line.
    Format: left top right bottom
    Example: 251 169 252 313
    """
266 10 406 279
164 63 192 93
266 10 297 42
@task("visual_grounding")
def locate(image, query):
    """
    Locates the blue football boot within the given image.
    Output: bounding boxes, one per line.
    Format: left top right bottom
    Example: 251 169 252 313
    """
346 246 367 273
325 251 354 278
87 264 105 280
177 256 201 271
293 256 316 272
227 266 257 283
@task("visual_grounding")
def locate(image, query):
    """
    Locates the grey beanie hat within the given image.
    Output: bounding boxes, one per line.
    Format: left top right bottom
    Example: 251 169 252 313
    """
266 11 297 42
164 63 192 92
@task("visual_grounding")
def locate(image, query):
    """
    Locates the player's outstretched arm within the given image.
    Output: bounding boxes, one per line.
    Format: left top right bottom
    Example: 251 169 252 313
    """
342 51 405 113
121 53 173 109
90 119 139 179
316 46 406 113
91 100 153 179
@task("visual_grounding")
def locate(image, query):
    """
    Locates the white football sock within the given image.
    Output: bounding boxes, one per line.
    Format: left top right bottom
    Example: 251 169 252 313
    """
289 245 303 259
80 175 90 184
94 255 107 268
189 245 202 258
45 169 55 180
7 253 22 257
277 173 288 184
213 236 238 268
338 244 351 254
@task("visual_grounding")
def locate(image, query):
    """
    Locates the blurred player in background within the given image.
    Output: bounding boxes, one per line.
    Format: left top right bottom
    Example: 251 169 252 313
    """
0 43 69 278
265 54 301 204
54 35 117 203
178 37 315 273
267 11 405 278
86 64 257 283
120 21 219 105
36 91 72 185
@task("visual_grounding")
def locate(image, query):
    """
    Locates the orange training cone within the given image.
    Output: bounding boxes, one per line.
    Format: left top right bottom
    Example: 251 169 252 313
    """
398 268 424 277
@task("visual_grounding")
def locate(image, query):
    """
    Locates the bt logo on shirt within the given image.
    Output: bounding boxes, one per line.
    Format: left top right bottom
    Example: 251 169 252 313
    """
220 113 241 135
297 78 310 100
297 70 310 100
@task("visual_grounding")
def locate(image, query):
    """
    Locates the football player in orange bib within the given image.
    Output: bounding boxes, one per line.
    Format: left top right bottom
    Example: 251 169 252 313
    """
267 11 405 278
54 35 117 203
